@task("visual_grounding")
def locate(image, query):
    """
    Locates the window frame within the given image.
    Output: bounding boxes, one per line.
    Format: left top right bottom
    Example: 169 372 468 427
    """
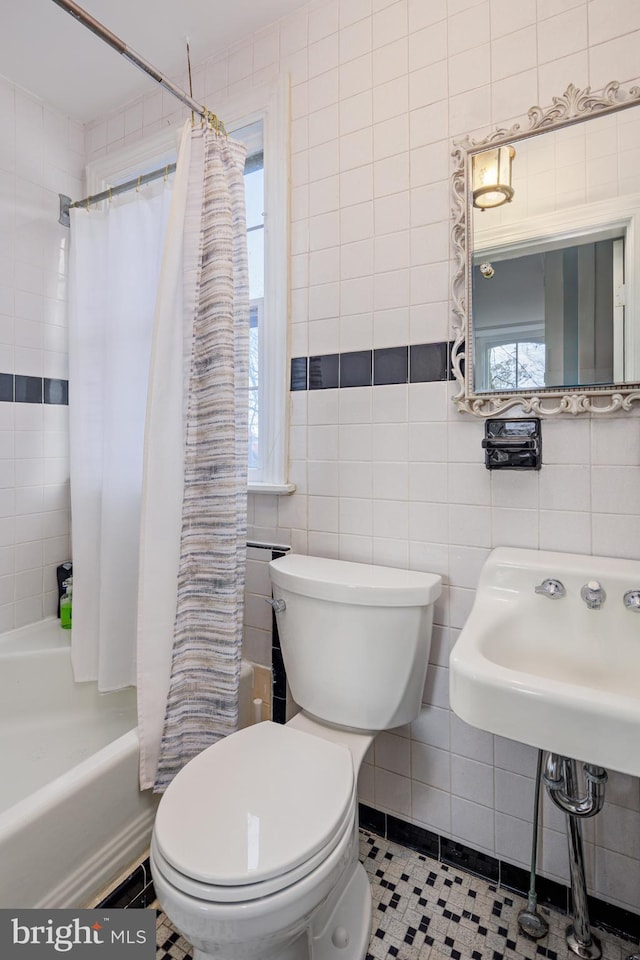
86 76 293 495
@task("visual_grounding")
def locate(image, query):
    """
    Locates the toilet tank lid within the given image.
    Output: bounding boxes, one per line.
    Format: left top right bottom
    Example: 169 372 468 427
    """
270 555 441 606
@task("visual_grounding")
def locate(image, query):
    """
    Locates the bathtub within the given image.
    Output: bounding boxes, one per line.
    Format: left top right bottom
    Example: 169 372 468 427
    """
0 617 253 908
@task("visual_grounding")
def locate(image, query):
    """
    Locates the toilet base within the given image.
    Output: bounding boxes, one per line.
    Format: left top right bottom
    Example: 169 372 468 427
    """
189 860 371 960
192 940 308 960
311 860 371 960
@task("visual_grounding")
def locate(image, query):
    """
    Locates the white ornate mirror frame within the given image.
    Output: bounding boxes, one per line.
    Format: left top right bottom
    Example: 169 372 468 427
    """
451 80 640 416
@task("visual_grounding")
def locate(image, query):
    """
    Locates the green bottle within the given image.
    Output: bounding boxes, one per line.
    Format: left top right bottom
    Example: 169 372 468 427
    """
60 577 73 630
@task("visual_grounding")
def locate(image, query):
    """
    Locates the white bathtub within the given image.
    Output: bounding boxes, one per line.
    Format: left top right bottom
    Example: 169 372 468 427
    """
0 617 253 908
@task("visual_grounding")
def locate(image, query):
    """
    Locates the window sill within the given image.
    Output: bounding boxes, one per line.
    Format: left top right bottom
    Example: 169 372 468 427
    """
248 482 296 496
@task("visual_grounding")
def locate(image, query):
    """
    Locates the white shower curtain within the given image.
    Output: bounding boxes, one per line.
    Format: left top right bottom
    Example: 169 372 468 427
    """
68 175 174 691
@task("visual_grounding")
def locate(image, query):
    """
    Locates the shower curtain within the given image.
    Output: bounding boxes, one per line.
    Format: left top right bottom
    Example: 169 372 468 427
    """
69 121 249 791
138 124 250 791
68 174 174 691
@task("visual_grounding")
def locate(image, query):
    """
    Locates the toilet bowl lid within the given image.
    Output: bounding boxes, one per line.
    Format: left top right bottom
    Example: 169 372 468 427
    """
154 721 354 887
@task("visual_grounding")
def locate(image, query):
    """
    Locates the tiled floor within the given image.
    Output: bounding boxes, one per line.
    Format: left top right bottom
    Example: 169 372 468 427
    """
155 830 637 960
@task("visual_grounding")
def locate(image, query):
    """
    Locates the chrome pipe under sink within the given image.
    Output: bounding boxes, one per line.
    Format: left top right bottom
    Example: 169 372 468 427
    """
544 753 607 959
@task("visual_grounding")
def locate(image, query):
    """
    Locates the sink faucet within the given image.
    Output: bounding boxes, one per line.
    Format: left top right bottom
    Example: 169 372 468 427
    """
534 578 566 599
580 580 606 609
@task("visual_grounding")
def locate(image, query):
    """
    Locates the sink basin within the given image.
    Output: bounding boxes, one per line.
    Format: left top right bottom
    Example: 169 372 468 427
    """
449 547 640 776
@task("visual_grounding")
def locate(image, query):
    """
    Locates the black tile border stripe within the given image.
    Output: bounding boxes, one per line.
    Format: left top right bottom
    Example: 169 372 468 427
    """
44 377 69 405
340 349 372 388
0 373 13 402
374 346 408 386
309 354 339 390
15 375 42 403
359 802 640 943
291 341 453 391
0 374 69 405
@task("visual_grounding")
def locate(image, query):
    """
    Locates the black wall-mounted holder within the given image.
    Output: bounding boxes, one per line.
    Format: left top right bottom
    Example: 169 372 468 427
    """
482 418 542 470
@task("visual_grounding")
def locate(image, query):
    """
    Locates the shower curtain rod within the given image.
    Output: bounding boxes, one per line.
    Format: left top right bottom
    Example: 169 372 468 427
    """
52 0 226 227
50 0 222 128
58 163 177 226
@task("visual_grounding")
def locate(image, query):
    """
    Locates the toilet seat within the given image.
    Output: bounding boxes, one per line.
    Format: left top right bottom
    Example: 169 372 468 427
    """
151 792 356 904
153 721 355 902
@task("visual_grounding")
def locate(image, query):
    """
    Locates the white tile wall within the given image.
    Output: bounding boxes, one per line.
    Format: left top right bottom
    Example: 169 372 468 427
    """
0 75 80 628
79 0 640 919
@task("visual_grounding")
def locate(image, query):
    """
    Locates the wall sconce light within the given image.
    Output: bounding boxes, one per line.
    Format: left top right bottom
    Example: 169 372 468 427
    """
472 146 516 210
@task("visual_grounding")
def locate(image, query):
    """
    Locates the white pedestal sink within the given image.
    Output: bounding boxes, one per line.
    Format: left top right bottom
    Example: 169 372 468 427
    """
450 547 640 778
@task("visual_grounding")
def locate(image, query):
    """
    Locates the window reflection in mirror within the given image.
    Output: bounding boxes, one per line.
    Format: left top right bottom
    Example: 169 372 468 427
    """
472 233 625 392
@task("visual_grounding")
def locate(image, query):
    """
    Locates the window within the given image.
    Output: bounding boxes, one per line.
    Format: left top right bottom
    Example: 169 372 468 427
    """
234 121 265 478
248 302 261 470
223 83 291 493
86 77 292 494
485 341 546 391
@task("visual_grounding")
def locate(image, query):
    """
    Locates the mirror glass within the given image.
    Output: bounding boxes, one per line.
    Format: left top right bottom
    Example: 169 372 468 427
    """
451 81 640 416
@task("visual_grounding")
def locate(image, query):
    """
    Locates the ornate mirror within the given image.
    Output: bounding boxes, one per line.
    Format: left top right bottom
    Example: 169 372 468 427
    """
451 80 640 416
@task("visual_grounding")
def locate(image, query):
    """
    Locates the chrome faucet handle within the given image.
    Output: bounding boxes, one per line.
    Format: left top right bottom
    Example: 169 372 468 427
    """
534 578 566 599
580 580 606 609
623 590 640 612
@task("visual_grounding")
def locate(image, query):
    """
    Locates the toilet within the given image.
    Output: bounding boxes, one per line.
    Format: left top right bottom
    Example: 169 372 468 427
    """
151 554 441 960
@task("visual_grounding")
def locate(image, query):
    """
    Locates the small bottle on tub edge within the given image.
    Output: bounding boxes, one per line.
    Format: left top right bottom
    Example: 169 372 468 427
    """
60 577 73 630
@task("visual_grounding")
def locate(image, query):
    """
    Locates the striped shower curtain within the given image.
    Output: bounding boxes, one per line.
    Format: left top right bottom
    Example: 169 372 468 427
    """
137 123 249 792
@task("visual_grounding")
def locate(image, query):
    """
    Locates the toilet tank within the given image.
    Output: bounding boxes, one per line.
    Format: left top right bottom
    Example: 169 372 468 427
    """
269 555 442 731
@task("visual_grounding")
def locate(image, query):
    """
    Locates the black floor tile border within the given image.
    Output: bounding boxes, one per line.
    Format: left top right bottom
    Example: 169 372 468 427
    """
0 374 69 404
388 813 439 859
500 859 568 913
588 893 640 942
358 803 640 943
440 837 500 884
291 341 454 390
